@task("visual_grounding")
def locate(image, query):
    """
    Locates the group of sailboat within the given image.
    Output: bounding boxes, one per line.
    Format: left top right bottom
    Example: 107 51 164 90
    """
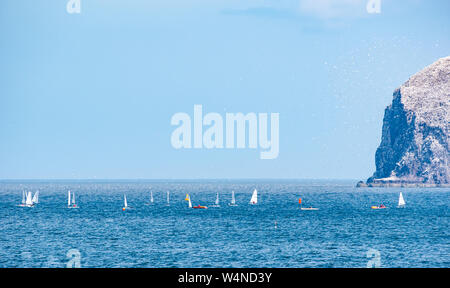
18 190 39 207
184 189 258 209
16 189 408 212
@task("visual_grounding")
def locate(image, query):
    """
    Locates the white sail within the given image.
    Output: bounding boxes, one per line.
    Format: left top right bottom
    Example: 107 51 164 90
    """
32 191 39 204
150 191 154 203
214 192 220 206
231 191 236 205
167 191 170 205
25 191 33 206
249 189 258 204
124 194 128 208
72 191 76 204
68 190 71 207
398 192 406 207
22 191 26 204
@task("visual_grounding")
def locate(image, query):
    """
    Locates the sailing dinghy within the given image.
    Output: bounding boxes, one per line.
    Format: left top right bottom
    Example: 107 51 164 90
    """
211 192 220 207
32 191 39 205
398 192 406 208
19 191 35 207
67 190 78 208
122 194 129 211
145 190 154 205
249 189 258 205
229 191 238 206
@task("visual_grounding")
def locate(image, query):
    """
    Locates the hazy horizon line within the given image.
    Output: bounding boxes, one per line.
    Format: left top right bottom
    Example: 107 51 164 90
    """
0 178 359 182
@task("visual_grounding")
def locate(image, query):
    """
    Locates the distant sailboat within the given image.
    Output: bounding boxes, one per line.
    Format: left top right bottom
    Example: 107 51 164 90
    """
185 194 192 208
249 189 258 205
166 191 170 206
211 192 220 207
122 194 128 211
145 190 154 205
68 190 78 209
25 191 34 207
32 191 39 204
229 191 238 206
398 192 406 208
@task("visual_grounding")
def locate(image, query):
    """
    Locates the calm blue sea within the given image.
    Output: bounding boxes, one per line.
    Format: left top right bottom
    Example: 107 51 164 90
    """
0 180 448 268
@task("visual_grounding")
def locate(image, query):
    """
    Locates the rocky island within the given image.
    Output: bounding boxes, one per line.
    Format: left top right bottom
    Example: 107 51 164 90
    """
358 56 449 187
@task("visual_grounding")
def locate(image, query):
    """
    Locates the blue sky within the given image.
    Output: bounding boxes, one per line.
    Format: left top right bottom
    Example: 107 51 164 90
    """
0 0 449 179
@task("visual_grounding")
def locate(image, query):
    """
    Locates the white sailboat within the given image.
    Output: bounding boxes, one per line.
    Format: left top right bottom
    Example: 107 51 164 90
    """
229 191 238 206
68 190 78 208
122 194 128 211
32 190 39 204
145 190 154 205
25 191 34 207
166 191 170 206
249 189 258 205
211 192 220 207
398 191 406 208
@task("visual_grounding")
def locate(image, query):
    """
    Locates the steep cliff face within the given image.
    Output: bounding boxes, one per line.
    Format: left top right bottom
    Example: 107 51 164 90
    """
364 56 450 187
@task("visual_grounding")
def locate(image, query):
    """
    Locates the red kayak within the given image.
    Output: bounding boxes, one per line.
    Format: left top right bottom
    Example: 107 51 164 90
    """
193 205 208 209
